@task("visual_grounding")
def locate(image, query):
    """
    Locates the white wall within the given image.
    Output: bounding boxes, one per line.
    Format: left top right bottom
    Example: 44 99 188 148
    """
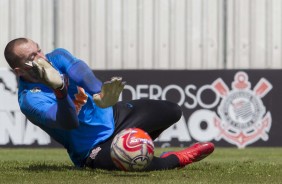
0 0 281 69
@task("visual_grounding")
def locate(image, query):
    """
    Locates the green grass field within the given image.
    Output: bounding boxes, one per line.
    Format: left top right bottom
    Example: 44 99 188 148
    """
0 147 282 184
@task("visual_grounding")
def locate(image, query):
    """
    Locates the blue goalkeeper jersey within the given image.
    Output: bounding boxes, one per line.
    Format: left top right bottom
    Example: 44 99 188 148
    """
18 48 115 167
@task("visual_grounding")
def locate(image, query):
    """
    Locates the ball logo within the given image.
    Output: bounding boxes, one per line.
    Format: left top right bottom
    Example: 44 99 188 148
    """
122 129 154 154
212 72 272 148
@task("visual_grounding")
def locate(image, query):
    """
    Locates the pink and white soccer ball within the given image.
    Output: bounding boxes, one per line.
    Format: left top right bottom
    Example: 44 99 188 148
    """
110 128 154 171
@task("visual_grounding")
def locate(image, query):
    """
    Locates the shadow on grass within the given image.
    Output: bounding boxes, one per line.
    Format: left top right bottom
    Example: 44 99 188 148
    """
86 168 151 177
111 172 150 177
22 163 78 172
23 163 150 177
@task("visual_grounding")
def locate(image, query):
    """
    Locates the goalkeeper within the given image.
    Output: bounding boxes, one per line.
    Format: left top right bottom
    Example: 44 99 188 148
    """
4 38 214 170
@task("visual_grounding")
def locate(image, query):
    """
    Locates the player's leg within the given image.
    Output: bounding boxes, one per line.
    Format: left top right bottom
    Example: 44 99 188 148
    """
84 129 180 170
112 99 214 171
85 99 214 170
85 99 182 170
112 99 182 140
145 142 215 171
85 140 214 171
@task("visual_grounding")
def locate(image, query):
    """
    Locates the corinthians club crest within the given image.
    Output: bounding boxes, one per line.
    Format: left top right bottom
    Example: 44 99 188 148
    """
212 71 272 148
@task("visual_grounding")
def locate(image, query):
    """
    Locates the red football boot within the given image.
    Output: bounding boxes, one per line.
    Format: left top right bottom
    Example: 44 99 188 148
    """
160 142 215 167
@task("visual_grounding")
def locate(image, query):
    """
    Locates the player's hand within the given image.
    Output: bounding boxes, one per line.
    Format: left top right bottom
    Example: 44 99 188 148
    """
93 77 126 108
31 58 63 89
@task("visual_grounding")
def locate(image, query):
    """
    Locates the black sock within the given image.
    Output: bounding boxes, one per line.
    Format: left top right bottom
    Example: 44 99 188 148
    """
145 155 180 171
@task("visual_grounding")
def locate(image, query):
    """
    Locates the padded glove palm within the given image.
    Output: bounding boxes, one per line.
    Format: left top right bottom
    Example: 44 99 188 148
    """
93 77 125 108
31 58 63 89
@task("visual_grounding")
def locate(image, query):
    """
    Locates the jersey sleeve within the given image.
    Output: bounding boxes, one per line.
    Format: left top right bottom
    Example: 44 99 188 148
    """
19 90 79 130
46 48 102 95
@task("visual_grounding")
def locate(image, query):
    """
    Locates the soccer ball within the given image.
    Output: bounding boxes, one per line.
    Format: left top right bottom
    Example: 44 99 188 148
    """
110 128 154 171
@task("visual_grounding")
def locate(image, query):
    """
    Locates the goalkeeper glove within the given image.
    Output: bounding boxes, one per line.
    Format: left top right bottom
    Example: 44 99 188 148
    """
93 77 125 108
31 58 63 89
30 58 67 99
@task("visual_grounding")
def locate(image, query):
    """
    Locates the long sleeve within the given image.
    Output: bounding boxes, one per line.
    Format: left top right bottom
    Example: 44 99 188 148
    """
67 61 102 95
19 84 79 130
46 48 102 95
45 96 79 130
